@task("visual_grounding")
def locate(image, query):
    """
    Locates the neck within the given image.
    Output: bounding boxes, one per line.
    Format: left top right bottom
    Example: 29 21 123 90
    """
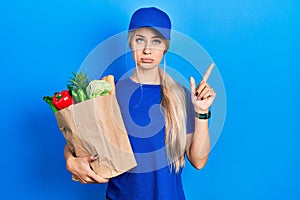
131 67 161 84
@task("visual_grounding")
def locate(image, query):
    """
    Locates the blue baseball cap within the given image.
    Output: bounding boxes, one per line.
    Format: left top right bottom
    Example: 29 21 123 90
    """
129 7 172 40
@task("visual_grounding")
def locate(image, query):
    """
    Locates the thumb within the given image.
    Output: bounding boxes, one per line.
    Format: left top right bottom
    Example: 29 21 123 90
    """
190 76 196 94
88 154 99 162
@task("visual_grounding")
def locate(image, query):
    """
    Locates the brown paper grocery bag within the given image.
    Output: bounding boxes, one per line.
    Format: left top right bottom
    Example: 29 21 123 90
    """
55 95 137 179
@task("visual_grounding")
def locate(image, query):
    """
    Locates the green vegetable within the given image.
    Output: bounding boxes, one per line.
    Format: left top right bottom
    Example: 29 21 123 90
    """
67 72 89 103
67 84 79 103
77 88 87 102
43 96 58 113
86 79 113 99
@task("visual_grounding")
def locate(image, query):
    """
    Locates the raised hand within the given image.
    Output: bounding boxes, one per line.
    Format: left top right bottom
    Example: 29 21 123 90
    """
190 63 216 113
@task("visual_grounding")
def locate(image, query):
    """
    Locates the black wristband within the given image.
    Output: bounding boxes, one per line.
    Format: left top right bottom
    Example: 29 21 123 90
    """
195 110 211 119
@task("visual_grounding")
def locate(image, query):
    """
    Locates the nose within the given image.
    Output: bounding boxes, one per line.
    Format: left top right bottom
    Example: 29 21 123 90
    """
143 41 151 55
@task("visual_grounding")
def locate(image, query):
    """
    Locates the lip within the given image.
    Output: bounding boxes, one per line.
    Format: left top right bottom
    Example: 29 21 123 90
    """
140 58 154 63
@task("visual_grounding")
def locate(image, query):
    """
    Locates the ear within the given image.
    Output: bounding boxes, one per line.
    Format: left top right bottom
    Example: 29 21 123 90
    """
128 30 135 50
128 38 133 50
163 40 170 54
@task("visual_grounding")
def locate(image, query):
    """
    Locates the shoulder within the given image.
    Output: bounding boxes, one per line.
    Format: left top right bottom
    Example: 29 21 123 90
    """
115 78 132 91
115 78 140 101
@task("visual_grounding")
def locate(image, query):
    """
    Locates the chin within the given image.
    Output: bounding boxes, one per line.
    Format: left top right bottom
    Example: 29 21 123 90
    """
138 63 158 70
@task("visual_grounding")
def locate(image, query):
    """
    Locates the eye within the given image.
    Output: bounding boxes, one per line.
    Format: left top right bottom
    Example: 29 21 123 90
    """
152 39 162 45
135 38 144 44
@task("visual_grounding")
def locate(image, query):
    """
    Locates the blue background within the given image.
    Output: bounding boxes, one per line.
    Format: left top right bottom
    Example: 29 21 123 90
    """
1 0 299 199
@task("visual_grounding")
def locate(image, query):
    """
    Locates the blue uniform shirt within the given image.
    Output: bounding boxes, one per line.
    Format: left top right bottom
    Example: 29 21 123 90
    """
106 78 194 200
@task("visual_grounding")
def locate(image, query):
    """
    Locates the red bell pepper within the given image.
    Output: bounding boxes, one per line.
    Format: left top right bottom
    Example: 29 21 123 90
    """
52 90 73 110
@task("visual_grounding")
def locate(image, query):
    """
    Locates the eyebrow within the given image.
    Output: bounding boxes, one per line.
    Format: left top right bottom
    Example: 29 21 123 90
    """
135 34 163 39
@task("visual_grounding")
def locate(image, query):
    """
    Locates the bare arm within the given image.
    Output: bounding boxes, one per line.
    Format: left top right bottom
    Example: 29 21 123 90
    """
186 118 210 169
64 144 109 184
187 63 216 169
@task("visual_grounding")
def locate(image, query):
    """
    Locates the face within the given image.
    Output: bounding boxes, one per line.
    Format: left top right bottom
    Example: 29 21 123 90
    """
130 27 167 70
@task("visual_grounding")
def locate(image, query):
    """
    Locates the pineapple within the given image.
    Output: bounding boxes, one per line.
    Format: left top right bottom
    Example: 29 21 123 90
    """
67 72 89 103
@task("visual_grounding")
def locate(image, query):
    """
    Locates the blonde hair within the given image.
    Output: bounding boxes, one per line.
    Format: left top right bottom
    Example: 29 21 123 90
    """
128 29 187 173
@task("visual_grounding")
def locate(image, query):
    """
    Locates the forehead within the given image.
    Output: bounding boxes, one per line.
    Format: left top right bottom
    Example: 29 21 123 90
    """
134 27 163 38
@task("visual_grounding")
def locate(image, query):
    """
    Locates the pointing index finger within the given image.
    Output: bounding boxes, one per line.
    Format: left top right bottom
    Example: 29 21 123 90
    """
202 63 215 82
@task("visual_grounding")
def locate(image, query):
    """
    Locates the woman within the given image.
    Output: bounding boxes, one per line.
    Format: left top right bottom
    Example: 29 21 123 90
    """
64 7 216 199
